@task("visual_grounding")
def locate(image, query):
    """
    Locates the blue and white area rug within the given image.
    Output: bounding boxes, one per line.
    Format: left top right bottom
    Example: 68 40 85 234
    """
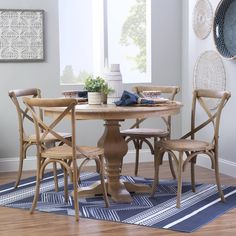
1 172 236 233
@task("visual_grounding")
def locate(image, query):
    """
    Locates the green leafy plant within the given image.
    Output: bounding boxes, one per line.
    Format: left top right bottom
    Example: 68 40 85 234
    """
84 76 106 92
102 83 114 95
84 76 113 94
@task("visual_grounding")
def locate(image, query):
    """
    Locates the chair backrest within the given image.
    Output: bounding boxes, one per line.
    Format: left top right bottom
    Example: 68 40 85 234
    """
8 88 42 142
182 89 231 145
22 97 78 158
130 85 180 130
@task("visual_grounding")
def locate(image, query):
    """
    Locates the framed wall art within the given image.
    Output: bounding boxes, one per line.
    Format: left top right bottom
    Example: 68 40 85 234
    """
0 9 45 62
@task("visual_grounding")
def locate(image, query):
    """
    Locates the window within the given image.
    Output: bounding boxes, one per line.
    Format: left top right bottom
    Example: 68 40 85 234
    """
59 0 151 85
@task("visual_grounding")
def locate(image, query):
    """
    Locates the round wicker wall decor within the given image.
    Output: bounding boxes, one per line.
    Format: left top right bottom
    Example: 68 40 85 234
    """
193 50 226 109
193 0 213 39
213 0 236 59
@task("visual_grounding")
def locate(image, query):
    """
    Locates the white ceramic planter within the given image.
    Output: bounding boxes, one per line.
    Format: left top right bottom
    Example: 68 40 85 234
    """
87 92 102 105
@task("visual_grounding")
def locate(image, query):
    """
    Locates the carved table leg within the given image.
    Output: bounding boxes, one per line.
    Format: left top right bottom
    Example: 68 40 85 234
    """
76 120 151 202
98 120 133 203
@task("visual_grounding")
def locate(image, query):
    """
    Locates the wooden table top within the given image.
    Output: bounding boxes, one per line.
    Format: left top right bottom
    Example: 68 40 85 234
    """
44 102 182 120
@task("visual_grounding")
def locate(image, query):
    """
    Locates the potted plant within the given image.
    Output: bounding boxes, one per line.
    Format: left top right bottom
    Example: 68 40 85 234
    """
84 76 112 104
101 83 114 104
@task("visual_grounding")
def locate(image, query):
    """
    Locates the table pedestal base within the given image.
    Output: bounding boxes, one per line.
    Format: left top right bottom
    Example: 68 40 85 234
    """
75 119 151 203
76 180 151 203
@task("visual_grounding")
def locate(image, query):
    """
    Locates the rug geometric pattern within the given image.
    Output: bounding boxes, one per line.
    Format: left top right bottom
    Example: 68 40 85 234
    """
1 172 236 233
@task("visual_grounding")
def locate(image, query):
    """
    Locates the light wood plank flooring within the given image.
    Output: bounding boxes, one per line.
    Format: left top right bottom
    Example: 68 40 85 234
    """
0 162 236 236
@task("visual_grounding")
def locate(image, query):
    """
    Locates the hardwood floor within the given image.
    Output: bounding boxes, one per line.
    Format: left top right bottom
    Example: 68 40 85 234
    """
0 162 236 236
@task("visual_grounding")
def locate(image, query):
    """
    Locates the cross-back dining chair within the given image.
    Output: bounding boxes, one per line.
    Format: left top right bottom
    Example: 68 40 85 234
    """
120 85 180 177
23 97 109 221
8 88 71 189
151 89 231 208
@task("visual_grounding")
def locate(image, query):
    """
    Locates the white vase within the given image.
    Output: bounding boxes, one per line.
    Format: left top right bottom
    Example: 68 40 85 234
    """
87 92 102 105
103 64 123 105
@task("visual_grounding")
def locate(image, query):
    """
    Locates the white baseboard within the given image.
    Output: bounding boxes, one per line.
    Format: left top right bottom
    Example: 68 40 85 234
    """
0 156 37 172
196 155 236 178
0 149 154 173
1 151 236 179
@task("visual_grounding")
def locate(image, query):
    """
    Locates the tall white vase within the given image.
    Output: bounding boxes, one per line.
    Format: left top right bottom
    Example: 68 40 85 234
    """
103 64 123 105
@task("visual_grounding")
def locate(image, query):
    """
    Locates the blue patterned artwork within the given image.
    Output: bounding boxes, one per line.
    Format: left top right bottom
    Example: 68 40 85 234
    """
1 172 236 232
0 9 44 61
214 0 236 59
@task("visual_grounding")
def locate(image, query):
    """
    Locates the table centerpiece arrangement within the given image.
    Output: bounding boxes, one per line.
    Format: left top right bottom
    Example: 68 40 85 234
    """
84 76 113 104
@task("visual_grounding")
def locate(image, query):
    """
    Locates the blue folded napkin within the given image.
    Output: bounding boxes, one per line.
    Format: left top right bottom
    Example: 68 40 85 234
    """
115 90 155 106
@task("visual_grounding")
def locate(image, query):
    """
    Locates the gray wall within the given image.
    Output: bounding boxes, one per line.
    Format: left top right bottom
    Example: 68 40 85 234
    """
150 0 182 138
128 0 182 138
0 0 61 158
0 1 182 167
182 0 236 176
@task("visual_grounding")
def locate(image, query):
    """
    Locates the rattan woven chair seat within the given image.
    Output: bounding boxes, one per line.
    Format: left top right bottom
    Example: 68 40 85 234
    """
159 139 214 152
27 132 71 142
41 145 104 159
121 128 168 138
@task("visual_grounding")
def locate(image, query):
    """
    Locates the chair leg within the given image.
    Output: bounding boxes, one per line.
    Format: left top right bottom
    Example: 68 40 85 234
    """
99 155 109 207
154 137 158 169
151 150 163 197
63 164 69 203
191 156 196 192
95 158 101 174
53 162 59 192
168 154 176 180
134 139 140 176
176 152 183 208
72 160 79 221
214 156 225 202
30 177 41 214
30 158 42 214
49 141 59 192
14 145 25 188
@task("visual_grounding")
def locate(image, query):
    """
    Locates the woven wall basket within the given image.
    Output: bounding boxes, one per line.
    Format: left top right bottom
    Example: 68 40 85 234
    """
193 0 213 39
193 50 226 109
214 0 236 59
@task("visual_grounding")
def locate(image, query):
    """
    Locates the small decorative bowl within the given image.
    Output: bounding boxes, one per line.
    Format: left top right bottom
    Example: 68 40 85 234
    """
62 90 88 98
78 90 88 98
62 90 79 98
141 90 162 99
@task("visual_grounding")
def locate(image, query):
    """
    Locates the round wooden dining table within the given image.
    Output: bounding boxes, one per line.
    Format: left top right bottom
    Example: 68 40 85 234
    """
44 102 182 203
